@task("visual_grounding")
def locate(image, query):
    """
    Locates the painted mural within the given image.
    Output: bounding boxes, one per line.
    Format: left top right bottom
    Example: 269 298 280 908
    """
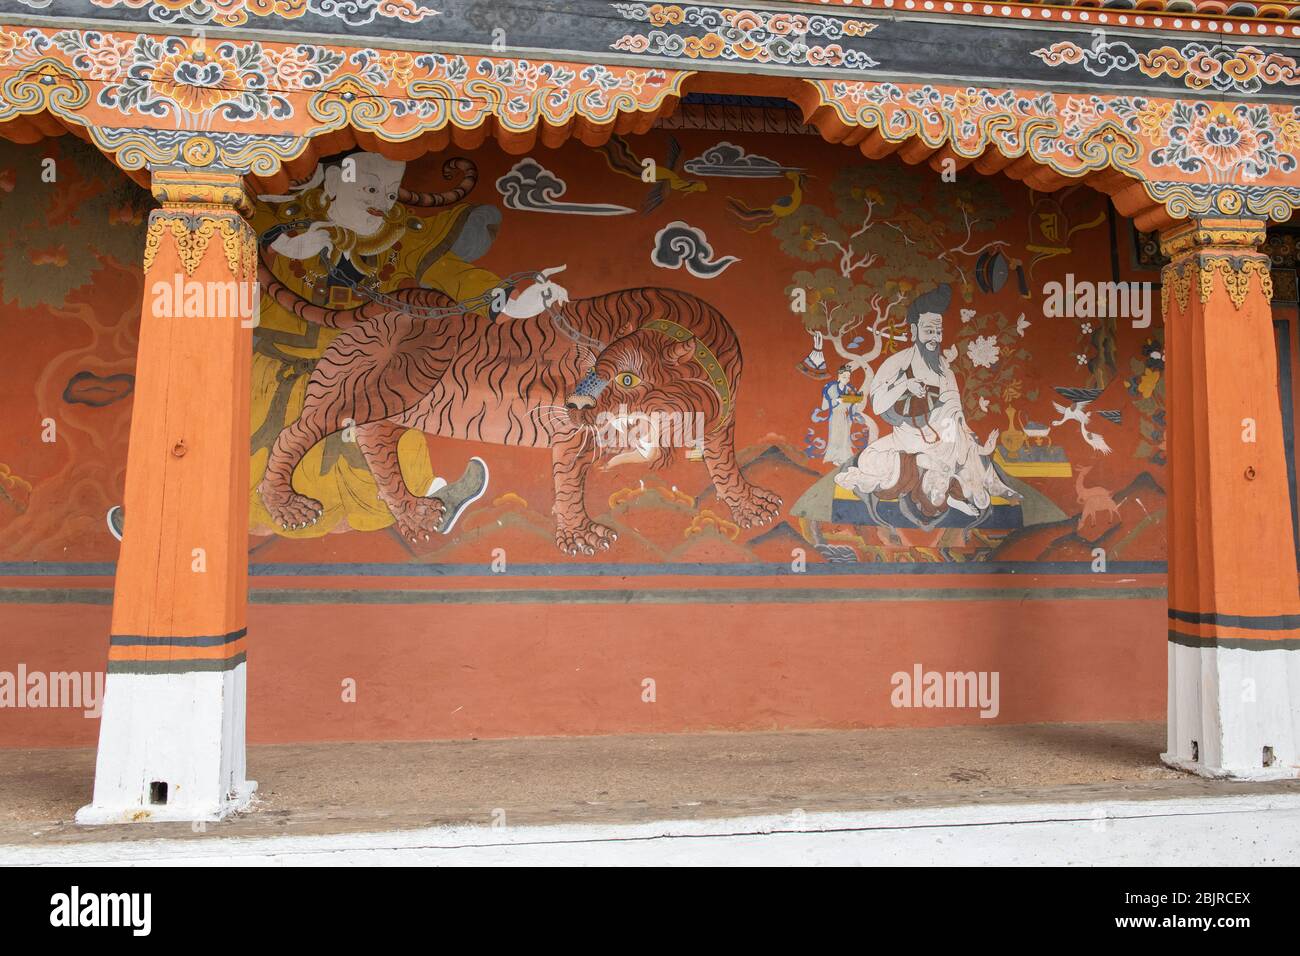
0 127 1170 568
0 137 148 563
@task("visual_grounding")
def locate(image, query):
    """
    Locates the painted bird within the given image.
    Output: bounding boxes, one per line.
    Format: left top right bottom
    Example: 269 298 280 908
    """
727 170 810 232
1050 386 1121 454
598 134 706 214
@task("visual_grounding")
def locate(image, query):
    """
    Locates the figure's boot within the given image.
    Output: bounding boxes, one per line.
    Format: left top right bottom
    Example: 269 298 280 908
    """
431 457 490 534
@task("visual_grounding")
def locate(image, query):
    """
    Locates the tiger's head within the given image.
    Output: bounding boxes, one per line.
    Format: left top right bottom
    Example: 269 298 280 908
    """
563 320 718 464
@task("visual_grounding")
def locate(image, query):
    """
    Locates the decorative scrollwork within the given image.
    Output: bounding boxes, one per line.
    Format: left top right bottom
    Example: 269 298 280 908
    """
1145 182 1300 224
0 58 90 121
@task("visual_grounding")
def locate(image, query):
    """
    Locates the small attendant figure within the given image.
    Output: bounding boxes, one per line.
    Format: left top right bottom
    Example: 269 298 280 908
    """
819 363 866 466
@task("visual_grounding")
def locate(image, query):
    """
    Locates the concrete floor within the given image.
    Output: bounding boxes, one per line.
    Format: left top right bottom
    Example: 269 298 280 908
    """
7 720 1300 853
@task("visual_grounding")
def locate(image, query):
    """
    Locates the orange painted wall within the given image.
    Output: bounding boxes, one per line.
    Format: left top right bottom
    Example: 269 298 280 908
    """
0 592 1164 748
0 129 1176 745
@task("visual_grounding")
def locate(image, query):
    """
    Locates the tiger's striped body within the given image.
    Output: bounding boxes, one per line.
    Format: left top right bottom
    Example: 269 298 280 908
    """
257 270 781 553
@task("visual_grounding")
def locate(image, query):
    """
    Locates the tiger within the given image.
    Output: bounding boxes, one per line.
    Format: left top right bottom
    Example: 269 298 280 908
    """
256 270 782 555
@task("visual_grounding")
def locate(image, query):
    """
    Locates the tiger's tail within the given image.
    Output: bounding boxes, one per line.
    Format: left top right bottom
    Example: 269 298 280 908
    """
399 158 477 207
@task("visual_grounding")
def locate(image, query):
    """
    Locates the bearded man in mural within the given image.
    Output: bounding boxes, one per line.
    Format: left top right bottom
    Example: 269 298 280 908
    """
836 285 1018 524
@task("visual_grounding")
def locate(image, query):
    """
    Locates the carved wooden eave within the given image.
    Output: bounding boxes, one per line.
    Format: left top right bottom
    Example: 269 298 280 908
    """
1 0 1299 229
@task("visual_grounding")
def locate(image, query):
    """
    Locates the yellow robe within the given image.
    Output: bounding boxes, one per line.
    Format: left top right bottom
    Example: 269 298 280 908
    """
248 195 501 537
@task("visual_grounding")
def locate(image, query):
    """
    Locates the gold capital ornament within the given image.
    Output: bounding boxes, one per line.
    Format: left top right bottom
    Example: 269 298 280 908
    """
142 167 256 280
1158 217 1273 314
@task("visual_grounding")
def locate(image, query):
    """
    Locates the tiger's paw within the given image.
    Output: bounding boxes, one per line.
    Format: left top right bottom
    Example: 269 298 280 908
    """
729 485 783 529
555 517 617 556
262 484 324 531
392 495 446 544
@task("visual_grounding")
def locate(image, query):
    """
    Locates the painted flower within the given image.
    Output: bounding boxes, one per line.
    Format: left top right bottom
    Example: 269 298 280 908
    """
1060 96 1104 135
0 28 31 65
951 89 981 127
1130 100 1174 145
152 44 241 113
1076 353 1089 366
1273 106 1300 153
1016 313 1030 337
637 69 668 92
960 308 976 324
1185 105 1262 171
967 335 999 369
1081 322 1094 335
978 396 990 412
380 51 416 87
59 33 134 81
264 46 320 89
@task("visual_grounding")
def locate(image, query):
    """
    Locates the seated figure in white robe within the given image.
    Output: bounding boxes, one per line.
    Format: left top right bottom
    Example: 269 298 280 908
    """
836 285 1017 520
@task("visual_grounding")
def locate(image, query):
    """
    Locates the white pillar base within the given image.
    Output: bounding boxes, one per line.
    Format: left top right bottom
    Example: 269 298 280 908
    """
1163 640 1300 780
76 662 256 824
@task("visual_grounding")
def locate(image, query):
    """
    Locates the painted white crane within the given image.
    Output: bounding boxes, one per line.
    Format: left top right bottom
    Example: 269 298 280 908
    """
1050 386 1122 455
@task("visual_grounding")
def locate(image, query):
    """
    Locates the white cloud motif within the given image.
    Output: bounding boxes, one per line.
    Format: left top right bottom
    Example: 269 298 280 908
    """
496 159 634 216
651 221 739 278
682 142 802 178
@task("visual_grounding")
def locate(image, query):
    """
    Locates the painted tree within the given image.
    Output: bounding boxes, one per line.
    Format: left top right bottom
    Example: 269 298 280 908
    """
775 163 1013 432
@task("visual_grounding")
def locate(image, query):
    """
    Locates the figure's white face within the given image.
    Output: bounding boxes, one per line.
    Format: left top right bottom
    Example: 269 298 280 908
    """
837 369 852 386
323 154 405 235
916 313 944 352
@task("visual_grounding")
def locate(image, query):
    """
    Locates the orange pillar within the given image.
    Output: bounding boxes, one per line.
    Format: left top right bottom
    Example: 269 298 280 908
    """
78 168 257 822
1160 217 1300 779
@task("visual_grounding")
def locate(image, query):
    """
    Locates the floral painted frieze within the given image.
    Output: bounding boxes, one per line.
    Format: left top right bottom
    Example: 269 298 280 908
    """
16 0 440 27
0 24 689 175
1032 39 1300 95
1141 101 1293 180
611 3 879 70
819 81 1300 186
4 21 1300 222
326 50 680 136
11 31 345 121
0 27 682 130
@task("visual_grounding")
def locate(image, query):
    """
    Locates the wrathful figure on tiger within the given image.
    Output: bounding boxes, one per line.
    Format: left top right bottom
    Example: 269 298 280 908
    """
253 151 780 555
